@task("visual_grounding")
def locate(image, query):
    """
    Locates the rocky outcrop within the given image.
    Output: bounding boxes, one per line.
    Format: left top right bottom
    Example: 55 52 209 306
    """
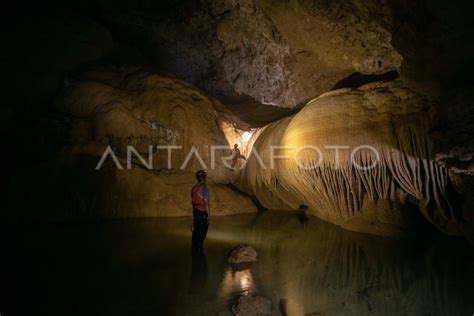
227 244 258 264
236 80 473 237
100 0 401 109
43 160 257 219
56 66 239 181
30 65 258 219
94 0 474 174
430 90 474 176
6 1 473 239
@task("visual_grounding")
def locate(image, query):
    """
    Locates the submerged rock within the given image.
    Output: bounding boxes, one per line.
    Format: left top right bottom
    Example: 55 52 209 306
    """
227 245 258 264
232 295 271 316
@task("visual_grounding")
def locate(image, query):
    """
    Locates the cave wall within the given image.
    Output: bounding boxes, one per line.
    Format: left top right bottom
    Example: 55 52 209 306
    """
97 0 401 109
83 0 474 171
236 80 472 237
18 65 257 220
5 0 473 236
90 0 474 170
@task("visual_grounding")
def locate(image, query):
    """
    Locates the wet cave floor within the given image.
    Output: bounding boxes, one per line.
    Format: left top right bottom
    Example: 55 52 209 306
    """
9 212 474 315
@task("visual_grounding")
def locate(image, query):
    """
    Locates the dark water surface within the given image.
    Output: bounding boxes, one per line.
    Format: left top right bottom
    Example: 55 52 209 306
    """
11 212 474 315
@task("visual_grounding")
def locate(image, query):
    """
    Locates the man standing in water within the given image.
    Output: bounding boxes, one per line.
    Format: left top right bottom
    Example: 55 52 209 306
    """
191 170 210 255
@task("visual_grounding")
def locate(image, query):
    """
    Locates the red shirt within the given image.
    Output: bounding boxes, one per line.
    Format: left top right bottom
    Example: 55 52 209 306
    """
191 183 209 212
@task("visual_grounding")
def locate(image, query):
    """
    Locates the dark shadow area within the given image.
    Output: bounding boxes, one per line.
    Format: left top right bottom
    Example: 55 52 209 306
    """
2 1 474 314
226 183 268 213
10 213 474 315
190 252 209 291
222 95 295 127
331 70 400 90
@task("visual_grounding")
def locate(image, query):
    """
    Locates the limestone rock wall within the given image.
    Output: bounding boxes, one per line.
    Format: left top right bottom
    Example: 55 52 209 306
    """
236 81 472 237
100 0 401 108
94 0 473 172
56 66 236 181
43 157 256 219
36 66 258 220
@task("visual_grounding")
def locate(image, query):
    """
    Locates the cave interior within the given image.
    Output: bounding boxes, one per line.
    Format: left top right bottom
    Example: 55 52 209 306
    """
3 0 474 315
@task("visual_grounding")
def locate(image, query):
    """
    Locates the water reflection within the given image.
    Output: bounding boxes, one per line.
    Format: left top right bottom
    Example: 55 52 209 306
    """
239 213 473 315
190 252 208 292
218 268 255 300
17 212 474 316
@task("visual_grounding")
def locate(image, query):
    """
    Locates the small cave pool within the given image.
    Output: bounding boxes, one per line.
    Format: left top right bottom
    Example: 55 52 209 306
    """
11 212 474 315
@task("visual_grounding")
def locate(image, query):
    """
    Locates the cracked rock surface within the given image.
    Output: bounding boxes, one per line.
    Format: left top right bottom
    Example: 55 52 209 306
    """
100 0 401 108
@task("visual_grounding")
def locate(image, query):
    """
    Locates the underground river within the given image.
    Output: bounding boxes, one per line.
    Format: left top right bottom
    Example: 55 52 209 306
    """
10 212 474 315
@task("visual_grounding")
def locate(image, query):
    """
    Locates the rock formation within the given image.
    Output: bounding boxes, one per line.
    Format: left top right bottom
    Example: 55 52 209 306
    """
29 66 257 219
5 1 473 240
100 0 401 109
227 244 258 264
92 0 474 171
236 80 472 237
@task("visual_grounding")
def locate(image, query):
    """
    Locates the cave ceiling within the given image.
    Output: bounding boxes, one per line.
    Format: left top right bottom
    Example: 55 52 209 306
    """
92 0 473 106
8 0 474 113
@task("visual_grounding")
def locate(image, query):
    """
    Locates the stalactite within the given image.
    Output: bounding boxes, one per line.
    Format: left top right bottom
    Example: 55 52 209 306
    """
237 81 466 236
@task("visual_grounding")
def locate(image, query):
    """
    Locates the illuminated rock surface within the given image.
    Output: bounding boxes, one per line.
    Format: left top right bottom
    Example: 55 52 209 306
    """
31 66 257 219
237 80 473 238
227 244 258 264
100 0 401 109
4 2 474 316
11 65 472 239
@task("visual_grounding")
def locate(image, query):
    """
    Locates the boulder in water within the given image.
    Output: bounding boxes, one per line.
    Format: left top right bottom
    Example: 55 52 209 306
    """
227 244 257 264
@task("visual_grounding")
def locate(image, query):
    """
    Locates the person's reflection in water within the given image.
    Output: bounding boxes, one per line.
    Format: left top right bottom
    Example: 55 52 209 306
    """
190 252 208 292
